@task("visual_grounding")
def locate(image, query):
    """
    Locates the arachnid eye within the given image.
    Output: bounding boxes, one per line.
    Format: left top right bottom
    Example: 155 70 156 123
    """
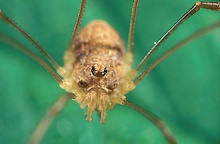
91 64 107 77
91 66 96 75
103 67 107 75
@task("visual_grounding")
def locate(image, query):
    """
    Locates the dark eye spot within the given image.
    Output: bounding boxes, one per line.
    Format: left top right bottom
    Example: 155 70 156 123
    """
103 67 107 75
91 66 96 76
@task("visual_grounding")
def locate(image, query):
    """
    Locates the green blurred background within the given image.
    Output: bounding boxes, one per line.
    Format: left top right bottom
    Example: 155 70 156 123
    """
0 0 219 144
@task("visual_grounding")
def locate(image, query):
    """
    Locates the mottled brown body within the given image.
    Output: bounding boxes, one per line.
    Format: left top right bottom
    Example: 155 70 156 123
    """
73 20 124 93
59 20 135 123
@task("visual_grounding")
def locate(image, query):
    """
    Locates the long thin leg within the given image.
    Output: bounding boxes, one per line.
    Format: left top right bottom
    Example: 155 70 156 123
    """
134 20 220 85
0 10 60 69
66 0 86 51
135 2 220 71
28 93 74 144
0 33 63 84
123 100 177 144
127 0 139 54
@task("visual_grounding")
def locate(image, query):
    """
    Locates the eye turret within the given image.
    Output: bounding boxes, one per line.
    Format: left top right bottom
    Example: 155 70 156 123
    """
91 64 107 77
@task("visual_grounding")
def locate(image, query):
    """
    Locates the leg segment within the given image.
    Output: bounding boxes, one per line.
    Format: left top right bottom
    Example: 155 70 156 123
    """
0 10 60 69
66 0 87 51
28 93 74 144
135 2 220 71
134 20 220 85
0 33 63 84
123 100 177 144
127 0 139 54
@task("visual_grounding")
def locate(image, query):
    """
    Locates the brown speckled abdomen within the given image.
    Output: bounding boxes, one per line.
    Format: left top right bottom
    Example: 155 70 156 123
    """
73 20 125 59
73 20 125 62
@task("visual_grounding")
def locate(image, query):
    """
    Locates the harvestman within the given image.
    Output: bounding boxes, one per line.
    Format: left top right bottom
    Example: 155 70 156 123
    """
0 1 219 144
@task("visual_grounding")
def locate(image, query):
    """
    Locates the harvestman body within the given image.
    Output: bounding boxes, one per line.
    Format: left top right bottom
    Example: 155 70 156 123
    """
0 1 219 144
59 20 135 123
